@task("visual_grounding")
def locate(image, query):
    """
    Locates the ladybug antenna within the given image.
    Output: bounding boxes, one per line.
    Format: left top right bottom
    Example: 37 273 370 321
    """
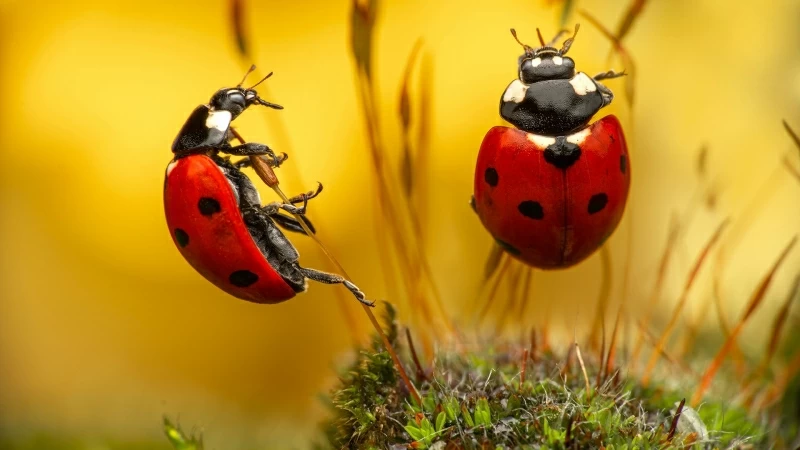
237 64 257 88
535 28 546 47
546 28 570 47
510 28 534 55
560 23 580 55
248 71 274 90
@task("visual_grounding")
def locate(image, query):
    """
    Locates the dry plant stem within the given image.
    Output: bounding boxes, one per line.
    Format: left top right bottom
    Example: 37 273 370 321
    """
641 219 729 385
691 236 798 406
476 256 513 327
250 154 422 405
713 163 785 332
229 129 420 404
519 348 529 389
574 342 592 398
635 319 696 377
516 268 535 338
355 68 451 345
666 398 685 443
580 9 637 106
631 215 680 368
405 328 429 383
491 262 523 336
603 306 623 382
784 155 800 181
743 274 800 405
589 245 613 350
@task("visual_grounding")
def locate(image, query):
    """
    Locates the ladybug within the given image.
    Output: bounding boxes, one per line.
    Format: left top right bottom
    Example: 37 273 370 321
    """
164 67 373 305
472 26 630 269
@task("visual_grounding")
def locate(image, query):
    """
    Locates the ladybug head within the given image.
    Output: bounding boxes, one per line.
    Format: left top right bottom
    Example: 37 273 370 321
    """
209 66 284 119
511 24 579 84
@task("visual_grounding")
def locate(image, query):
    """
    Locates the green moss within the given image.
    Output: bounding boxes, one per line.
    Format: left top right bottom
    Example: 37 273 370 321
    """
318 307 787 449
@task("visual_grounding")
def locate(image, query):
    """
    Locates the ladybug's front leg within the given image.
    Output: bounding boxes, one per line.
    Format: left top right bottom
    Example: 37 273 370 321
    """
232 152 289 170
221 142 287 168
593 70 625 107
299 267 375 306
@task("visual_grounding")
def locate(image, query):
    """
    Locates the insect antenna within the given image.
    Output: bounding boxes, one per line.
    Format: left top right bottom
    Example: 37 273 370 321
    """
248 71 274 89
237 64 257 87
535 28 546 46
546 29 570 47
510 28 534 55
560 23 580 55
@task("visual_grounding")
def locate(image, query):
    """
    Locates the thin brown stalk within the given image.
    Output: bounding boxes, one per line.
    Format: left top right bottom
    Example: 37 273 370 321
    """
642 219 729 385
691 236 798 406
589 245 612 351
492 263 523 336
560 343 575 380
783 155 800 181
229 0 249 57
574 342 592 397
631 214 681 366
483 243 505 281
517 268 535 328
666 399 686 443
613 0 649 45
248 151 421 405
476 255 512 326
635 320 696 377
579 9 637 106
603 307 623 382
405 328 429 383
229 128 362 343
743 274 800 405
520 348 529 389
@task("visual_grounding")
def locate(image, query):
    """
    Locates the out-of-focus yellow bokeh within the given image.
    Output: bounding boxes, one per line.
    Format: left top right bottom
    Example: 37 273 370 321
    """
1 0 798 446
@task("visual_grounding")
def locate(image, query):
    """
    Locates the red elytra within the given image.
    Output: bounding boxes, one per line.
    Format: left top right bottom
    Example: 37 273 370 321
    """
473 115 630 269
164 154 296 303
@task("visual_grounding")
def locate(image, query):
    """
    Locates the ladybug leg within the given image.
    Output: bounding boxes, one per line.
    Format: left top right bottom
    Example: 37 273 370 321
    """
271 212 316 235
299 267 375 306
470 195 477 213
593 70 625 81
595 82 615 107
285 182 323 206
261 182 324 216
222 142 287 168
233 158 252 169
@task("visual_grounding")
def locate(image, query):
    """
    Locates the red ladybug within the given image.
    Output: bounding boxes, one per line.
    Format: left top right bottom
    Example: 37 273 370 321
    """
472 26 630 269
164 67 373 305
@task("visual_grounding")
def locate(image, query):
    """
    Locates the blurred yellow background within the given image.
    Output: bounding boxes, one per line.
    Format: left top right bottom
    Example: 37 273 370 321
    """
1 0 799 447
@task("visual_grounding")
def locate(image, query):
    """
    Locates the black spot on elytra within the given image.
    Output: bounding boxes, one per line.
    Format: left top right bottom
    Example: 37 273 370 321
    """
198 197 221 216
174 228 189 247
588 193 608 214
484 167 499 187
229 270 259 287
518 200 544 220
495 239 520 256
620 154 627 174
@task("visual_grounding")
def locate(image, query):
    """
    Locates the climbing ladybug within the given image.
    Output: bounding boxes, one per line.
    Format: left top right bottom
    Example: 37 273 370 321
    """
472 26 630 269
164 66 373 305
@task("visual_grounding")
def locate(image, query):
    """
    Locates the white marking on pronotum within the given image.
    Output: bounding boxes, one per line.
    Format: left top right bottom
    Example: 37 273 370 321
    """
552 56 563 65
166 160 179 176
205 110 233 132
526 133 556 148
569 72 597 96
530 58 542 67
503 80 528 104
566 127 591 146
